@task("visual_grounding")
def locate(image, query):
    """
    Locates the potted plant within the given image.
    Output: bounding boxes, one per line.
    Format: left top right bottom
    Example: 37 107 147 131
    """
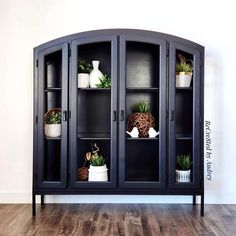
176 154 192 182
96 74 111 88
86 143 108 182
176 54 193 87
127 101 155 137
78 59 93 88
44 108 61 138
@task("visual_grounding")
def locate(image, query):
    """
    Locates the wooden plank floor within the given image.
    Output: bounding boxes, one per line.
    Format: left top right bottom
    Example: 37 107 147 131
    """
0 204 235 235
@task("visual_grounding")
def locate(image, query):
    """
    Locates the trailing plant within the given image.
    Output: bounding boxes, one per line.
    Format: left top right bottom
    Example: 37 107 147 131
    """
131 101 150 113
84 143 106 166
45 111 61 124
176 154 192 170
96 74 111 88
78 59 93 73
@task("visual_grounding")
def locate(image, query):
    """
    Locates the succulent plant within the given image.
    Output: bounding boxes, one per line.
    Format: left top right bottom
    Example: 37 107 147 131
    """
131 101 150 113
176 62 192 73
90 154 106 166
96 74 111 88
176 154 192 170
45 111 61 124
78 59 93 73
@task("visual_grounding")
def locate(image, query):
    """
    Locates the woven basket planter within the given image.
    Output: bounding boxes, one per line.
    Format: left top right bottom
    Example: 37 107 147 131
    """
127 112 155 137
77 167 89 181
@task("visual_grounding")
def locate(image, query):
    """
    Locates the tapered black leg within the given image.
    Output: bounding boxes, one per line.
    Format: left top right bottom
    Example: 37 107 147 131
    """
193 195 196 205
200 194 204 217
32 194 36 216
41 195 44 205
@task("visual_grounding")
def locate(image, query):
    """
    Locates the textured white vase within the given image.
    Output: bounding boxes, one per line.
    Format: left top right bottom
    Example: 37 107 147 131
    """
89 60 103 88
44 124 61 138
176 169 191 182
78 73 90 88
176 72 192 87
88 164 108 181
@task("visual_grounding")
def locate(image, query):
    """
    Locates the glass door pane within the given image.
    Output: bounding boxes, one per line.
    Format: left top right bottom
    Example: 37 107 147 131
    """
119 35 167 188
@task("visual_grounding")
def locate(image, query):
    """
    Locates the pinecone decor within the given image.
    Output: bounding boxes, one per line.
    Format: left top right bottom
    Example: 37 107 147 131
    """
77 167 89 181
127 102 155 138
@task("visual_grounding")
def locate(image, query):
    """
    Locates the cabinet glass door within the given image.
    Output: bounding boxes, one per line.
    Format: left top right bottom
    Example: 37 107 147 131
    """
119 35 167 188
36 43 68 188
70 36 117 188
169 42 201 189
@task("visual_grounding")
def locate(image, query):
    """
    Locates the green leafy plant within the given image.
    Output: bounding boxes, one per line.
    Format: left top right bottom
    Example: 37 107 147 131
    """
45 111 61 124
78 59 93 73
176 62 192 73
176 154 192 170
90 154 106 166
96 74 111 88
131 101 150 113
84 143 106 167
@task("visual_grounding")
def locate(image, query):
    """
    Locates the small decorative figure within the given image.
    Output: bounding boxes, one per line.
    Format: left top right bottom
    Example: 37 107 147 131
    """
126 127 139 138
148 127 159 138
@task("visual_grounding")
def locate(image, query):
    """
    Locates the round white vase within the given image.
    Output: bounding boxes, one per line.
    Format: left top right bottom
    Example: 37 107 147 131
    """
44 124 61 138
176 72 192 87
78 73 90 88
176 169 191 182
89 60 103 88
88 164 108 181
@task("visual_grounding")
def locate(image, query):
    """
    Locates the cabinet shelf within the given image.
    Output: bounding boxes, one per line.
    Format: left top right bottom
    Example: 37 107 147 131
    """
126 87 159 92
176 87 192 91
44 87 61 92
126 137 159 141
78 88 111 92
77 133 110 140
44 136 61 140
176 133 192 140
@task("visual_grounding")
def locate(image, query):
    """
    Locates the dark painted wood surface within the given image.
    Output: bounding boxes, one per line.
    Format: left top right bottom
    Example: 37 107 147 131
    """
0 204 235 235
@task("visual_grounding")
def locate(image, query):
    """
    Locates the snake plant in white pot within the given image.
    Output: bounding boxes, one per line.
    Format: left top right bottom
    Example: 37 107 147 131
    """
176 154 192 182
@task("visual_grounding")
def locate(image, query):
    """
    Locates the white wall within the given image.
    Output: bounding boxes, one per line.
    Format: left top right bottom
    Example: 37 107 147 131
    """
0 0 235 204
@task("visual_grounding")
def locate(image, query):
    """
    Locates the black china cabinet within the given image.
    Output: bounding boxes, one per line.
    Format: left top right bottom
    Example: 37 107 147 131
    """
33 29 204 216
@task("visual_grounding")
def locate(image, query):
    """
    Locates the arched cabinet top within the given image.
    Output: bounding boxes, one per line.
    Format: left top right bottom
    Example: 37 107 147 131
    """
34 29 204 54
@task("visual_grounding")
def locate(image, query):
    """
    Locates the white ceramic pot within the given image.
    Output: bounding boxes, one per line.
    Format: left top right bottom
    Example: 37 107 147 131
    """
44 124 61 138
89 60 103 88
88 164 108 181
176 72 192 87
176 169 191 182
78 73 90 88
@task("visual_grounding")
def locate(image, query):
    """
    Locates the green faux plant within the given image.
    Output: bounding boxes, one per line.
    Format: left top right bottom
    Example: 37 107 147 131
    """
78 59 93 73
131 101 150 113
45 111 61 124
90 154 106 166
96 74 111 88
176 154 192 170
176 62 192 73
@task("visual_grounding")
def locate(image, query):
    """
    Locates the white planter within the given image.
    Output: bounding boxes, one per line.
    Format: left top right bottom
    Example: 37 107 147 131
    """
78 73 90 88
44 124 61 138
89 60 103 88
176 169 191 182
88 164 108 182
176 72 192 87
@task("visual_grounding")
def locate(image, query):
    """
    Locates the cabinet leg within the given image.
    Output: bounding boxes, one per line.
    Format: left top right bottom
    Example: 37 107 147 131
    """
41 195 44 205
200 194 204 217
193 195 196 205
32 194 36 216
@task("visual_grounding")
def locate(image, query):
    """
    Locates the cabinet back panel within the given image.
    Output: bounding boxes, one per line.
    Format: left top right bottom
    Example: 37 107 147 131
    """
45 51 62 88
77 92 111 135
77 42 111 77
126 42 159 88
43 140 61 181
125 141 159 181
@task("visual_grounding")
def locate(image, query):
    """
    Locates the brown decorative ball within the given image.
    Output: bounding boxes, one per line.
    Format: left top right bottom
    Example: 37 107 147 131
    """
127 112 155 137
77 167 88 181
